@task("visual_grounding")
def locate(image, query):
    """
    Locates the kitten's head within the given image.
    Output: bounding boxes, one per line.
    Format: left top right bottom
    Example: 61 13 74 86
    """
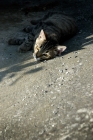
33 29 66 61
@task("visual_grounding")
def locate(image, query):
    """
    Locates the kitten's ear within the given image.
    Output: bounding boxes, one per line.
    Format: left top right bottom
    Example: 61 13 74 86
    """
39 29 46 40
56 45 67 55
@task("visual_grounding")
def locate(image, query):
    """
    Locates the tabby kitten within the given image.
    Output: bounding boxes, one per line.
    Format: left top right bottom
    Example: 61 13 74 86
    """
8 12 77 61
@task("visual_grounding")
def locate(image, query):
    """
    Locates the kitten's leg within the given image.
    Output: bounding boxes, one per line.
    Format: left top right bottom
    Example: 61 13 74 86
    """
18 40 33 52
8 38 25 45
18 34 34 52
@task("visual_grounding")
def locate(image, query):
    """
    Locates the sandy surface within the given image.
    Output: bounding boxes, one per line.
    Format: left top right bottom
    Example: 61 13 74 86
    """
0 1 93 140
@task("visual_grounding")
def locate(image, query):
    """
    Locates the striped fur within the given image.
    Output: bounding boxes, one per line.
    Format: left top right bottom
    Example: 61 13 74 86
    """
33 12 77 60
8 12 78 61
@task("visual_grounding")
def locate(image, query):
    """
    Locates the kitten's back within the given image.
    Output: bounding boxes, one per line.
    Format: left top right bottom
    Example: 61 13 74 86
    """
43 13 77 42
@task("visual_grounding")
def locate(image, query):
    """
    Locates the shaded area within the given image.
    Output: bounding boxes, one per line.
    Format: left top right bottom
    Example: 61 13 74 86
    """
21 0 59 15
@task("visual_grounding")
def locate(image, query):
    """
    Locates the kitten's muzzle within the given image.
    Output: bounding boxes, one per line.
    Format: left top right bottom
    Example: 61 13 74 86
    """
33 53 40 61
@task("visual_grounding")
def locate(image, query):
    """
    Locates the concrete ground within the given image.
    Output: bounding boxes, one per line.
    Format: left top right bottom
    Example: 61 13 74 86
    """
0 1 93 140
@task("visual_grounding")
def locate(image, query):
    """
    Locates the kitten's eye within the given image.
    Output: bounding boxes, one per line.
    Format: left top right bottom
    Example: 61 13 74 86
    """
46 51 49 53
43 54 47 56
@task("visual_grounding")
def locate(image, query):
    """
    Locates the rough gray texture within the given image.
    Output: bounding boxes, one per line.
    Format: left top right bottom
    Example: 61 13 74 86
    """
0 0 93 140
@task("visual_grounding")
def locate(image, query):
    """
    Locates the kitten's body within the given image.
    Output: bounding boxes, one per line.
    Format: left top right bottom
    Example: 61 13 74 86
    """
8 12 78 61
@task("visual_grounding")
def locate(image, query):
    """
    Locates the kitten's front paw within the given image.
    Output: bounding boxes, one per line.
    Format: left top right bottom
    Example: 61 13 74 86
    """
18 47 24 53
18 45 28 53
18 42 32 53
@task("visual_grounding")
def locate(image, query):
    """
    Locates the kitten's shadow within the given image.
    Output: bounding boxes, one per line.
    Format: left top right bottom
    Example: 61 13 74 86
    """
60 33 93 57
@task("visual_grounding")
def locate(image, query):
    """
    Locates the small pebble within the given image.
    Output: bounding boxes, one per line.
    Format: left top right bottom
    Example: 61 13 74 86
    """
45 90 48 93
79 63 82 66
